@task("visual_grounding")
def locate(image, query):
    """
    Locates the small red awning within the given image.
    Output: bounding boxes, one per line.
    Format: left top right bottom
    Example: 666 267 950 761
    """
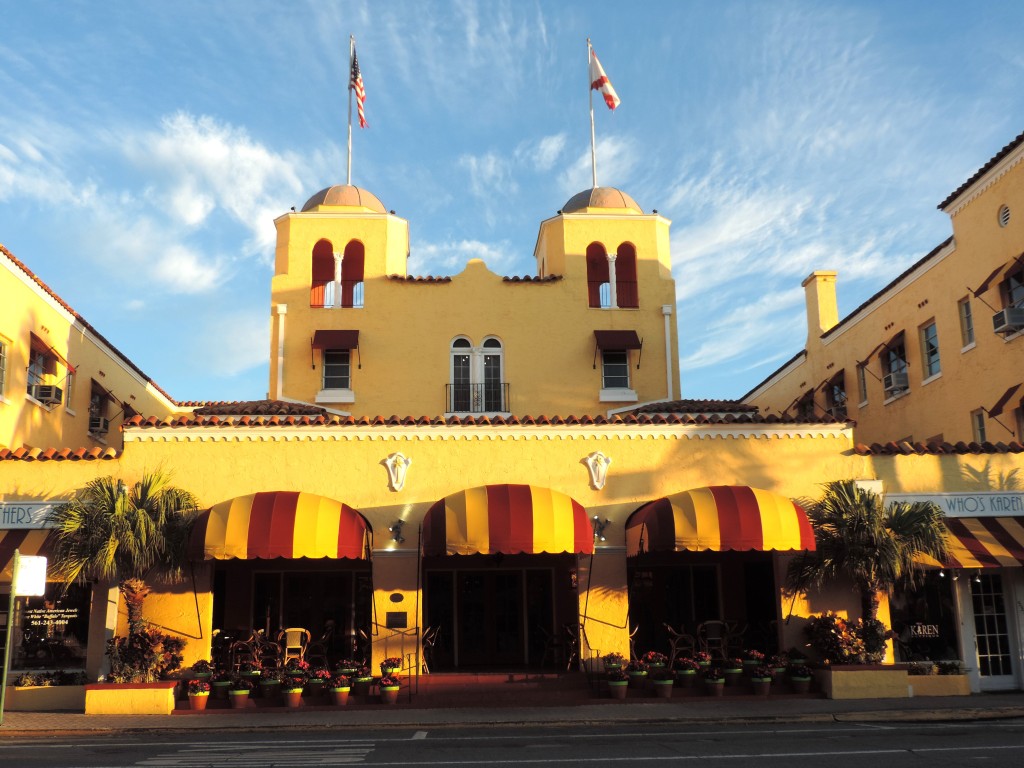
626 486 816 556
594 330 642 350
422 484 594 557
312 330 359 350
190 491 372 560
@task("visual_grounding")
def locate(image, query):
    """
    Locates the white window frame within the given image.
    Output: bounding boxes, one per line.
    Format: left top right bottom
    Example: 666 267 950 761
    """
599 349 637 402
315 348 354 403
856 364 868 406
447 336 508 414
919 321 941 382
971 409 987 444
958 296 975 350
0 338 7 403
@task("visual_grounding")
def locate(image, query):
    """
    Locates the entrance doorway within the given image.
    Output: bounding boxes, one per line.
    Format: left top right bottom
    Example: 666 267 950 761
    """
967 572 1019 690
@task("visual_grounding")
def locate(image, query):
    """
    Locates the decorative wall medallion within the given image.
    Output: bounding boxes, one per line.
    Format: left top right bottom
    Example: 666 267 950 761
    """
583 451 612 490
383 452 412 492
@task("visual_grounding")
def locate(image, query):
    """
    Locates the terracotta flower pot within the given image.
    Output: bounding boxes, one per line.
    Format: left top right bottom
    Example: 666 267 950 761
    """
211 681 231 700
228 691 249 709
188 693 209 711
284 689 303 708
627 672 648 688
380 686 400 705
724 669 743 687
330 687 350 706
675 671 697 688
790 677 812 694
750 679 771 697
652 681 673 699
607 681 629 699
353 677 373 696
705 680 725 697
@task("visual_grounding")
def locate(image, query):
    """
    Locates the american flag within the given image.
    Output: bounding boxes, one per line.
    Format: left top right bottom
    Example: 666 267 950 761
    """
350 47 367 128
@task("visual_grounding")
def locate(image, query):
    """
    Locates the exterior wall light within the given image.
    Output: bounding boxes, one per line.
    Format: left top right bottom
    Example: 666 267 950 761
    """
592 515 611 542
388 519 405 544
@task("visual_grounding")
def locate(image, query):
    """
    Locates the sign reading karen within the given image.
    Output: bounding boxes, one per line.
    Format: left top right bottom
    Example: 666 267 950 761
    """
886 492 1024 518
0 501 67 529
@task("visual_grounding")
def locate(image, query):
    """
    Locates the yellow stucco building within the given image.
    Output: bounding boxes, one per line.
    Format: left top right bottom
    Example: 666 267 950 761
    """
2 135 1024 707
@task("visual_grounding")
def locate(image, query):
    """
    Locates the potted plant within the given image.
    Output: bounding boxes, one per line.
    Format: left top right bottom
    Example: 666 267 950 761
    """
259 668 282 700
606 667 629 699
306 665 331 697
789 664 813 694
237 660 262 680
723 657 744 686
769 654 789 679
704 667 725 696
191 659 214 679
642 650 668 669
674 657 699 689
750 664 772 696
210 670 232 700
282 674 306 708
742 649 765 671
380 657 403 676
651 668 675 698
602 651 626 672
379 674 401 705
693 650 712 669
625 660 649 688
228 676 253 709
329 674 351 706
335 658 359 676
352 665 374 696
187 678 210 711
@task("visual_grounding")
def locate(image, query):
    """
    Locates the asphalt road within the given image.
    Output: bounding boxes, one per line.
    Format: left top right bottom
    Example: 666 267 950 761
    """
2 720 1024 767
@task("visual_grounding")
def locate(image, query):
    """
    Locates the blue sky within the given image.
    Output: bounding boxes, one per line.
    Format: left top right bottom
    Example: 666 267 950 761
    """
2 1 1023 405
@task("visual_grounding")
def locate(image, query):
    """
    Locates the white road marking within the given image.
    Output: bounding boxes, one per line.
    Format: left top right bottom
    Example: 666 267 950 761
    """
137 742 374 766
412 731 428 740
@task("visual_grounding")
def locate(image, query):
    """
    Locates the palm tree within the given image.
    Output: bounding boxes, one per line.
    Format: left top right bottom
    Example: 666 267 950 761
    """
47 472 199 633
786 480 949 623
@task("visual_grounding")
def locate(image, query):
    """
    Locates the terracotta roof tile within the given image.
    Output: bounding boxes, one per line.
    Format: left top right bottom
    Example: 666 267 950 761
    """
0 446 122 462
386 274 453 283
854 441 1023 455
501 275 563 283
630 398 760 415
939 129 1024 210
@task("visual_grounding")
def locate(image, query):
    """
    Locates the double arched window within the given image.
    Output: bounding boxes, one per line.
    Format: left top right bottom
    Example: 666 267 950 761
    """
448 337 506 413
310 239 365 308
585 242 638 308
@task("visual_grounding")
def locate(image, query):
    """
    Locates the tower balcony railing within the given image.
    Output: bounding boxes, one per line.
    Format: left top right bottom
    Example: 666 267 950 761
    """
310 280 364 308
446 383 510 414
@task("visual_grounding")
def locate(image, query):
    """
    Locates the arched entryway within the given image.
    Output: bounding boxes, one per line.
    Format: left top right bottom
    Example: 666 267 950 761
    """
625 486 815 661
421 484 594 670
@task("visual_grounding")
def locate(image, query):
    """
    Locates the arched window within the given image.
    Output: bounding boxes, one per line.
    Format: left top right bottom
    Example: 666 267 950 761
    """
447 337 507 414
341 240 365 308
481 337 504 412
586 243 610 308
615 243 638 308
310 239 335 308
450 338 472 412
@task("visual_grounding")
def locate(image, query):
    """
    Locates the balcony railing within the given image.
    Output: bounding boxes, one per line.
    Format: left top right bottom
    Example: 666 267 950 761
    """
446 383 510 414
310 280 364 308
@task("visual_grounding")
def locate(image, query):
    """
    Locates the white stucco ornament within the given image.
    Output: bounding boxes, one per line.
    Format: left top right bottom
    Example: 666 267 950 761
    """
383 452 412 492
583 451 612 490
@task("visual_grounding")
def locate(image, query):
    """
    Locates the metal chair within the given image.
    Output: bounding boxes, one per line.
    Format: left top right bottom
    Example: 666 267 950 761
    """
228 640 256 671
628 623 639 661
306 625 333 668
698 621 729 660
421 625 440 674
276 627 311 664
563 623 581 671
664 622 696 665
539 625 565 668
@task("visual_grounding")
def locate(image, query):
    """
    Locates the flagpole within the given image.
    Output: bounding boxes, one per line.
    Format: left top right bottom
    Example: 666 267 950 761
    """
347 35 354 186
588 38 598 189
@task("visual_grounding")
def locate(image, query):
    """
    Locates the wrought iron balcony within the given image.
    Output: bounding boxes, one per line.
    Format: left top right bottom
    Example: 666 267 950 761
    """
446 383 510 414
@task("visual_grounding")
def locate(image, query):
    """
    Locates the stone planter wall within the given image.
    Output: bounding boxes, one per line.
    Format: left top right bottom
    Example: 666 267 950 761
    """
84 681 178 715
813 665 970 700
907 675 971 697
3 685 86 712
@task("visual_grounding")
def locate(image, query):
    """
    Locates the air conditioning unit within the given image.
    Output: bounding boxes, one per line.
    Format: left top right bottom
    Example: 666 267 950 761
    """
883 372 909 394
992 307 1024 334
29 384 63 405
89 416 110 435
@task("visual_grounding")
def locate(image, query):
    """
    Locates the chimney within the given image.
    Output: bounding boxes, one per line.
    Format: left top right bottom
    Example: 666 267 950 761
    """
802 271 839 341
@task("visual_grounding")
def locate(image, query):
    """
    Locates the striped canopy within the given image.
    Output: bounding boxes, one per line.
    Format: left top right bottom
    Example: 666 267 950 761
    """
422 484 594 557
626 486 816 556
0 528 55 580
918 517 1024 569
190 491 372 560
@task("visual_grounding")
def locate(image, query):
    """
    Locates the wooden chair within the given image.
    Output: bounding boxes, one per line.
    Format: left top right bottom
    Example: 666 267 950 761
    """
276 627 311 665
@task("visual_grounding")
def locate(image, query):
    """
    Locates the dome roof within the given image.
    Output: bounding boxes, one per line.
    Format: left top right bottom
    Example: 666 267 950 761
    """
301 185 387 213
562 187 643 214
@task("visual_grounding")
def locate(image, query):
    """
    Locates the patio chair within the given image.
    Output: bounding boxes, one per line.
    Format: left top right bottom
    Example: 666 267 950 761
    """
664 622 696 665
698 621 730 660
276 627 311 665
421 625 440 674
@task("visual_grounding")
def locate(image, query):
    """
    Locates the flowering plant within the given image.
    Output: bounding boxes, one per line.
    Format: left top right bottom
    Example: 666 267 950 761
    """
308 666 332 682
260 668 282 682
789 664 813 679
751 664 773 681
379 675 400 688
229 676 254 692
353 665 373 680
674 657 700 672
642 651 668 666
743 649 765 663
606 667 629 682
329 674 351 689
651 667 675 682
237 660 261 674
704 667 725 682
693 651 712 664
625 660 649 673
192 659 214 674
769 653 788 667
804 612 886 664
282 674 306 692
284 658 310 673
212 670 232 683
381 657 402 672
187 678 210 695
602 652 626 667
335 659 359 672
724 657 743 670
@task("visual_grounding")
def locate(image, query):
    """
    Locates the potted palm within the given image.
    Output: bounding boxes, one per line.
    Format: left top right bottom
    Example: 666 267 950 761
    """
750 664 772 696
704 667 725 696
606 667 629 699
282 674 306 708
329 674 351 706
228 677 253 709
187 678 210 711
379 674 401 704
651 668 675 698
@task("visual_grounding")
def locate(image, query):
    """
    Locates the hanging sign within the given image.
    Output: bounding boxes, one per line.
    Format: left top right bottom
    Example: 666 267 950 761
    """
13 555 48 597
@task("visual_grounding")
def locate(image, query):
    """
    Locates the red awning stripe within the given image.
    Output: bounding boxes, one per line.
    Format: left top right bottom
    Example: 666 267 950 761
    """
934 517 1024 569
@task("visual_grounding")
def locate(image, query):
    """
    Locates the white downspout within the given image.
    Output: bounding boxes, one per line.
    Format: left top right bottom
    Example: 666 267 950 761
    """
274 304 287 399
662 304 674 401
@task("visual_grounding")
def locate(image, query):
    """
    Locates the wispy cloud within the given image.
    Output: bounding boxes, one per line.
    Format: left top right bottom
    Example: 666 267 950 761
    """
559 135 637 196
410 238 522 275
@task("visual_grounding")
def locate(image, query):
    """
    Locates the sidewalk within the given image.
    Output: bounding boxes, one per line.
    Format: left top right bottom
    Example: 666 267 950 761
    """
2 691 1023 736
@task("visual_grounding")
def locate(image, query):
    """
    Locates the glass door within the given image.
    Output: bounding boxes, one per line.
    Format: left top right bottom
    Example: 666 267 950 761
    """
970 572 1018 690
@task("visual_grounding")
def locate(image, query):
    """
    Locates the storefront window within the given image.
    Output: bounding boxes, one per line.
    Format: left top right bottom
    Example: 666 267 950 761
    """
889 572 959 662
8 582 90 670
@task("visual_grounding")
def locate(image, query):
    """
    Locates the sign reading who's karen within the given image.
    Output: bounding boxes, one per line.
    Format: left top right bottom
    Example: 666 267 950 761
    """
886 492 1024 517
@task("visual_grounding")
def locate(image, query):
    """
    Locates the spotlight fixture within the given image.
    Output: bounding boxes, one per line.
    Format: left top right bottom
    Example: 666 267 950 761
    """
952 571 959 582
939 569 946 578
388 519 405 544
974 574 982 584
592 515 611 543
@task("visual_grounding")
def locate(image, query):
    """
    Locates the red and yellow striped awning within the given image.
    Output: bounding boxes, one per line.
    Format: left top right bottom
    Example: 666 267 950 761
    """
0 528 55 580
919 517 1024 569
422 484 594 557
190 491 372 560
626 486 816 556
